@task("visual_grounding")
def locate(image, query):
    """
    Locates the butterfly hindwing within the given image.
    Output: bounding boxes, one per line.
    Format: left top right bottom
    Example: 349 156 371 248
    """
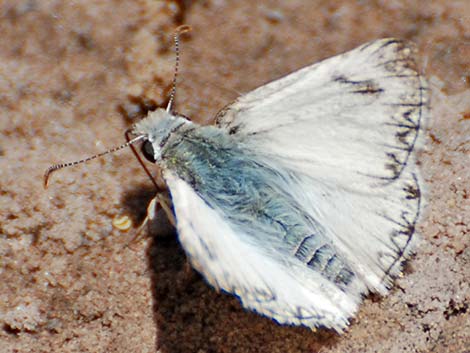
164 170 361 331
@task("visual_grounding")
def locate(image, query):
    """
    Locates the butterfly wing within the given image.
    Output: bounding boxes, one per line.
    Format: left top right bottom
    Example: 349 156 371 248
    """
163 170 362 331
159 38 428 331
215 38 429 294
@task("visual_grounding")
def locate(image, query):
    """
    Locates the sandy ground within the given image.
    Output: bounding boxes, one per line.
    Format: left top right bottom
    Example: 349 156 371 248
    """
0 1 469 352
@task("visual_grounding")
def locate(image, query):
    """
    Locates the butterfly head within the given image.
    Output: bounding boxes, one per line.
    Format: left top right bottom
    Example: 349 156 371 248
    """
132 108 189 163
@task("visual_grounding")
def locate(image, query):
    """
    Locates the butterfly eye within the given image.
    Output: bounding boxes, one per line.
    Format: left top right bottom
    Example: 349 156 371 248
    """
141 140 156 163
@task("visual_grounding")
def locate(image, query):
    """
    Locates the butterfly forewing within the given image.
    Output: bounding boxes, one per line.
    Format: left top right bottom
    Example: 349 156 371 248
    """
215 38 428 293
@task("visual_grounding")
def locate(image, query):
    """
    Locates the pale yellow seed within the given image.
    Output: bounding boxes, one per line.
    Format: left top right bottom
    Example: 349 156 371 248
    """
112 215 132 231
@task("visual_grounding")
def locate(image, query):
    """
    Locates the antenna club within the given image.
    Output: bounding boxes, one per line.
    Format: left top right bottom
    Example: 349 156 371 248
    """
43 163 68 188
43 165 56 189
175 24 192 35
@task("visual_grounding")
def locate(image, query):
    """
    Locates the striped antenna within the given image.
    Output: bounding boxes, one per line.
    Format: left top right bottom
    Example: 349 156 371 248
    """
166 25 192 113
43 135 145 188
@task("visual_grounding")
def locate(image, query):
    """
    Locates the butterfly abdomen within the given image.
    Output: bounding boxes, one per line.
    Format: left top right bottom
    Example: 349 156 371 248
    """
295 239 355 288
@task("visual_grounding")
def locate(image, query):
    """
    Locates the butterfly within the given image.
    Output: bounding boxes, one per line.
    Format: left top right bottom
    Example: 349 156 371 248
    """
46 37 429 332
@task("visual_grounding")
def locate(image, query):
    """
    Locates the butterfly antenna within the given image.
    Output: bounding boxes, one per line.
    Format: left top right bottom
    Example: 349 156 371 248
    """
166 25 192 113
44 135 146 188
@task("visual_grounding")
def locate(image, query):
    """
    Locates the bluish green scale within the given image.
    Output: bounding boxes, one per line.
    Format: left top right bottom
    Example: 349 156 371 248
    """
161 124 354 287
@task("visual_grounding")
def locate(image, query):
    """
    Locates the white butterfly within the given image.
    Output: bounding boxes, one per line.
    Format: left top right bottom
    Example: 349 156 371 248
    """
46 38 429 332
130 38 429 332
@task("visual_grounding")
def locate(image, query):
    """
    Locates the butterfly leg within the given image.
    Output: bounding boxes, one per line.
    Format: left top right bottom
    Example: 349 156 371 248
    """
127 192 175 245
153 192 176 227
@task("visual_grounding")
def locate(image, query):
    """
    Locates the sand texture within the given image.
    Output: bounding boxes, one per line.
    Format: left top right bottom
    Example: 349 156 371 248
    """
0 1 469 352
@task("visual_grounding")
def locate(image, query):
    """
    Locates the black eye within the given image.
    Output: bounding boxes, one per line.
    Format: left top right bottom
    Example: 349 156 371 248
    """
141 140 156 163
